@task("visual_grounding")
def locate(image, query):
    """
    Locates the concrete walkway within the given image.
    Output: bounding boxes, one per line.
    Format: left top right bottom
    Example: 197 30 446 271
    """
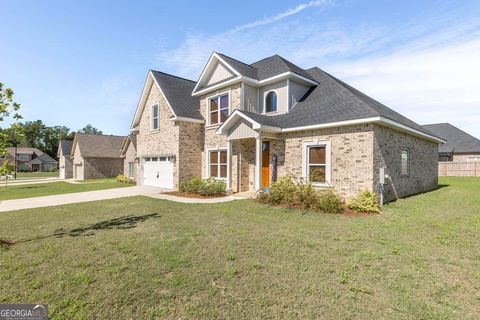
0 186 160 212
0 187 251 212
0 177 63 186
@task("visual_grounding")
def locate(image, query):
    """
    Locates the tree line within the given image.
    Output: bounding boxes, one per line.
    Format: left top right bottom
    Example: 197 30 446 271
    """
1 121 103 159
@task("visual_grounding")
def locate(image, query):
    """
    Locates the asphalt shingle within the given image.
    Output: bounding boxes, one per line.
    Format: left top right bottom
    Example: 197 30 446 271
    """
422 123 480 153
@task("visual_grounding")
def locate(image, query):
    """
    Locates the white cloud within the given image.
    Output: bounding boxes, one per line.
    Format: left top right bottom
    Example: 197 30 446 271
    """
231 0 330 32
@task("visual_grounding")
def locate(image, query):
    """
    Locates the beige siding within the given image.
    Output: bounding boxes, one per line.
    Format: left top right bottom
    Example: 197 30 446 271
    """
227 119 259 140
58 149 73 179
259 80 288 115
243 84 258 113
289 80 310 110
206 62 235 86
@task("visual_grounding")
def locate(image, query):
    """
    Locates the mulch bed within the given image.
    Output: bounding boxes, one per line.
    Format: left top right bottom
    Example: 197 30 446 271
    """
163 191 227 199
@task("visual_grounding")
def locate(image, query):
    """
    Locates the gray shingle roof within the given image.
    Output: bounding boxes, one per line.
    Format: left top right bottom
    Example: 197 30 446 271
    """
35 153 58 164
59 140 73 156
216 52 258 79
150 70 202 120
75 134 125 158
233 67 438 139
250 55 315 81
422 123 480 153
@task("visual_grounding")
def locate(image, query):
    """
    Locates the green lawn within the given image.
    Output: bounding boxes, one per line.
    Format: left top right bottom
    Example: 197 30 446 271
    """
15 171 59 179
0 181 130 200
0 177 479 319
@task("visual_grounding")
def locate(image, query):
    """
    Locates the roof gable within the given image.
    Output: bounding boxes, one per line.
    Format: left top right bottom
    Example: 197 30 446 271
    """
57 140 73 157
131 71 203 129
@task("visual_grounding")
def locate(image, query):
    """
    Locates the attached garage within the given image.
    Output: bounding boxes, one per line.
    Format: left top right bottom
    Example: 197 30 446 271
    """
142 156 174 189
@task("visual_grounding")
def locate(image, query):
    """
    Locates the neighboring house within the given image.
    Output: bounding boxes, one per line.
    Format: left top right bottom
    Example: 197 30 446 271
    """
129 52 444 202
120 134 138 180
57 140 73 179
71 133 125 180
1 147 58 172
422 123 480 162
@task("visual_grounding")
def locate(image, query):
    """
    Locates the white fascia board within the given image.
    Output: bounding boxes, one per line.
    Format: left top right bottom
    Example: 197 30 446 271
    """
216 110 260 134
171 116 205 124
378 117 446 144
241 72 318 87
130 72 154 129
192 76 242 96
283 116 445 144
192 52 241 95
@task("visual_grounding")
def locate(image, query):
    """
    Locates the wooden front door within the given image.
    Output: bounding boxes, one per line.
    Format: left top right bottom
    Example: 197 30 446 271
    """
262 141 270 189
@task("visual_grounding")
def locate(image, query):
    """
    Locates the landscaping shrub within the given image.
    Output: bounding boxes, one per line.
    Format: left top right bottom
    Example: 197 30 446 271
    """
179 177 203 193
315 189 343 214
268 176 299 206
198 177 226 196
347 189 381 214
116 175 134 184
258 177 345 214
179 177 226 197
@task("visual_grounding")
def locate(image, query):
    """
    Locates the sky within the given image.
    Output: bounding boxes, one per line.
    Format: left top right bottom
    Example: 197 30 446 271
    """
1 0 480 137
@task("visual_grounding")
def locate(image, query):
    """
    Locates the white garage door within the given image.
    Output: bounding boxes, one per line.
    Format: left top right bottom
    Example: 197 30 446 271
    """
143 156 174 189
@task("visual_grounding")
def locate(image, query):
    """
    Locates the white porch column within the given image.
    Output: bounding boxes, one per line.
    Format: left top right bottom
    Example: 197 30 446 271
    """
226 140 232 191
255 135 262 191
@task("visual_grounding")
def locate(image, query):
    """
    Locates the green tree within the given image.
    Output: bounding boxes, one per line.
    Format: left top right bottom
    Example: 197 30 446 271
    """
78 124 102 135
19 120 45 148
43 125 73 158
0 160 15 189
0 82 23 157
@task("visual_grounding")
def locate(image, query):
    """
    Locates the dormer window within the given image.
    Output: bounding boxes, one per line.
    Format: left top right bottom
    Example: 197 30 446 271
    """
265 91 277 113
208 93 229 125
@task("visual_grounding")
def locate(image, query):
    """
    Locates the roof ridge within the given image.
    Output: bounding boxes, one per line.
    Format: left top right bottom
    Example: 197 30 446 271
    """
215 52 257 70
250 54 278 66
150 69 196 83
76 133 126 138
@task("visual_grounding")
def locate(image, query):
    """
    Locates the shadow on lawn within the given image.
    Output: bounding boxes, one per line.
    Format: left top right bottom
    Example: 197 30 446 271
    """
5 213 160 246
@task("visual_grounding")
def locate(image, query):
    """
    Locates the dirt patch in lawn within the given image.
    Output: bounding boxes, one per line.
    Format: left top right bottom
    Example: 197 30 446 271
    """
0 239 15 247
164 191 227 199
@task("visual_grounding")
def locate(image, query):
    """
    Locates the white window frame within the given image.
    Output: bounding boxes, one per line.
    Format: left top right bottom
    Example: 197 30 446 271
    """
206 147 228 180
150 104 159 131
400 148 410 176
207 92 230 126
128 162 135 178
264 90 278 114
302 140 332 187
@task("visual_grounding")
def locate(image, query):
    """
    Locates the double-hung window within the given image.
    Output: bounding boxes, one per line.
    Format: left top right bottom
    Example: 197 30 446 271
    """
128 162 135 178
209 94 229 125
209 150 227 179
400 148 410 176
151 105 159 130
303 141 331 186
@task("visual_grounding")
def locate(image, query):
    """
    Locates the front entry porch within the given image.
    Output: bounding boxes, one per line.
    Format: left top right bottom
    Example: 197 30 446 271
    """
226 136 284 193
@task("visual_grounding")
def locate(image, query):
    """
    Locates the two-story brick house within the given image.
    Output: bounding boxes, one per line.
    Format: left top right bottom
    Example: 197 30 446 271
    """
128 52 444 202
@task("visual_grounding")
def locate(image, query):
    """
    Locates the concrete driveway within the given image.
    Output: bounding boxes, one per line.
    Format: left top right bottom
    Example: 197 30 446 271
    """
0 186 162 212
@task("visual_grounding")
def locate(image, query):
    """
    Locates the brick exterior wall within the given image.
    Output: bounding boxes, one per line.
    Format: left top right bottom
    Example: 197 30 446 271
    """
200 83 241 180
280 124 375 199
135 81 204 189
373 124 438 202
123 142 137 180
83 157 124 180
72 144 84 180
